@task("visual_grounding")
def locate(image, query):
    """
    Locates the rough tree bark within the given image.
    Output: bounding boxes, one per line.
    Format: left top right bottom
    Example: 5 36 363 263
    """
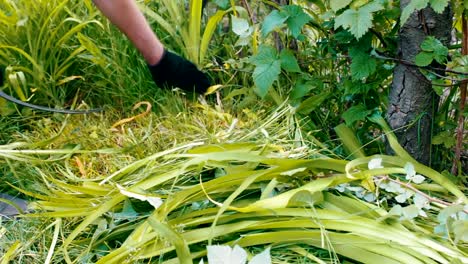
386 1 453 165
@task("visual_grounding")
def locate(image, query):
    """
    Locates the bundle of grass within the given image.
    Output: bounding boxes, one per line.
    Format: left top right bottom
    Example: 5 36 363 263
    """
0 98 466 263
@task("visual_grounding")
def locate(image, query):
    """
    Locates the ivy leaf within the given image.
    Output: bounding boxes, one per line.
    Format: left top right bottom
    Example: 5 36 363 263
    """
250 45 281 98
283 5 312 38
401 0 429 25
342 104 372 126
334 2 383 39
261 10 288 37
280 49 301 73
429 0 450 13
330 0 353 12
349 47 377 80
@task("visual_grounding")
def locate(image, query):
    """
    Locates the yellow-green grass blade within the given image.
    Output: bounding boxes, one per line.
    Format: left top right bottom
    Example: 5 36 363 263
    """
147 216 193 264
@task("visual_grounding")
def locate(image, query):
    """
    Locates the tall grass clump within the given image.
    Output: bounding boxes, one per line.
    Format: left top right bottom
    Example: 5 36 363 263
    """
0 0 175 112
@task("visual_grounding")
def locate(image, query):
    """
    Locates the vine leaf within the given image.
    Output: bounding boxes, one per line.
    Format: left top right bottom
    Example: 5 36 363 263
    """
261 10 288 37
349 47 377 80
250 45 282 98
401 0 429 25
342 104 372 126
280 49 301 73
283 5 312 38
429 0 450 13
330 0 353 12
334 2 383 39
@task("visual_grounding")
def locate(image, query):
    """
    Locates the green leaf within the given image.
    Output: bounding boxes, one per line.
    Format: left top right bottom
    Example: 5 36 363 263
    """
334 2 383 39
296 92 331 114
330 0 353 12
342 104 372 126
419 37 448 64
415 51 434 67
283 5 312 38
429 0 449 13
250 45 281 98
453 220 468 243
437 204 465 224
231 16 251 37
261 10 288 37
349 47 377 80
432 79 445 95
401 205 420 220
214 0 230 10
432 130 456 148
421 36 439 51
280 49 301 73
401 0 429 25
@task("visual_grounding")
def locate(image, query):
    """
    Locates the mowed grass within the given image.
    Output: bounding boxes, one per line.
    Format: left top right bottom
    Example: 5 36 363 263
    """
0 94 309 263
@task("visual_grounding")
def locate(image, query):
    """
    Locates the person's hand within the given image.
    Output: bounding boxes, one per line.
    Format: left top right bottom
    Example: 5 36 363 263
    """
148 50 211 94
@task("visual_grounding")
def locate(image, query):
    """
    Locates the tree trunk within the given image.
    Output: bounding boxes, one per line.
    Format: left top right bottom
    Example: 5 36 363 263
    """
386 1 453 165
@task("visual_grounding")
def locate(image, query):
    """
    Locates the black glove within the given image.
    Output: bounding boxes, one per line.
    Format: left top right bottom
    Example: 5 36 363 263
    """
148 50 211 94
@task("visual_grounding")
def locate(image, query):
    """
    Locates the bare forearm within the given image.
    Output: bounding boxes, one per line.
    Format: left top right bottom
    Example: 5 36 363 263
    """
93 0 163 65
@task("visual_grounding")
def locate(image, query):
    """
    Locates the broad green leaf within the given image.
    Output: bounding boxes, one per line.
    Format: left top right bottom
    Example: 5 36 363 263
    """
330 0 353 12
214 0 230 9
429 0 450 13
342 104 372 126
349 47 377 80
415 51 433 67
280 49 301 73
401 0 429 25
231 16 251 37
334 2 383 39
261 10 288 37
290 82 312 100
283 5 312 38
296 92 331 114
250 45 281 98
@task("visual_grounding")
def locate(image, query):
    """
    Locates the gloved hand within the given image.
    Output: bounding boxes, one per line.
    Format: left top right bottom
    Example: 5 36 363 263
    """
148 50 211 94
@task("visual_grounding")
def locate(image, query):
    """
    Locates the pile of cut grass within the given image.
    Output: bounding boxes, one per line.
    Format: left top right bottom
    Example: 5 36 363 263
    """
0 95 466 264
